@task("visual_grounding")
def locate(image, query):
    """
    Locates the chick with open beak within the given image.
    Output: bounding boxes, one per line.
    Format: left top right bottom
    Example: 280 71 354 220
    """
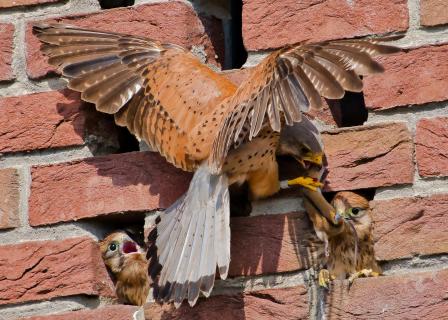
100 231 150 306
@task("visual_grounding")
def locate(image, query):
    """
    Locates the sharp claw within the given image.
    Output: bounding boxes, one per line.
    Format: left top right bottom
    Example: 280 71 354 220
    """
318 269 331 289
287 177 323 191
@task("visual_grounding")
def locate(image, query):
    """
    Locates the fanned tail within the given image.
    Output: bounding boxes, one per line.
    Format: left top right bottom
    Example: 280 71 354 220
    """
147 163 230 307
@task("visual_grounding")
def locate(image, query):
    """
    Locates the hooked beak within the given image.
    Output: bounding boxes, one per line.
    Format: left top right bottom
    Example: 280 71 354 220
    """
302 152 323 167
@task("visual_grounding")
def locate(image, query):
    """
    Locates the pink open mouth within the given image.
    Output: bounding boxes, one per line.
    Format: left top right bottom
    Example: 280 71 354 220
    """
123 241 138 254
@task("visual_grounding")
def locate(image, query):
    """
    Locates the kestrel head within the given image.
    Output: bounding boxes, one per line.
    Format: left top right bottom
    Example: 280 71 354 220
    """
331 191 372 238
277 116 324 169
100 231 144 274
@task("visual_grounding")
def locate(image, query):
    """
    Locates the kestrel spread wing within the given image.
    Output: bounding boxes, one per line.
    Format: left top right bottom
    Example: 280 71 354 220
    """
33 24 399 172
34 23 399 307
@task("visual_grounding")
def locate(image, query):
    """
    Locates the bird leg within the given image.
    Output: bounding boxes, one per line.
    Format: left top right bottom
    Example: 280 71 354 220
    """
318 269 335 288
302 188 343 227
348 269 380 284
281 176 323 191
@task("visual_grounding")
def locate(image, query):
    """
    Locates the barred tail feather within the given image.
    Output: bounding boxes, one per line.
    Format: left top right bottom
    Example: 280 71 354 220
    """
147 163 230 307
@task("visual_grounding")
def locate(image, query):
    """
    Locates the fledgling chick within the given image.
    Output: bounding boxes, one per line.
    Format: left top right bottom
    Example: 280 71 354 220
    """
303 191 381 287
100 231 150 306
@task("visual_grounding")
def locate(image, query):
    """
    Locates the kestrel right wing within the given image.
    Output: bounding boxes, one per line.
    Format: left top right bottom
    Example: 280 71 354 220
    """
209 37 402 171
33 24 237 171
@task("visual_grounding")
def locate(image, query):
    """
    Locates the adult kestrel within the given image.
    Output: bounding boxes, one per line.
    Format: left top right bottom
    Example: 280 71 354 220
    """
33 23 399 306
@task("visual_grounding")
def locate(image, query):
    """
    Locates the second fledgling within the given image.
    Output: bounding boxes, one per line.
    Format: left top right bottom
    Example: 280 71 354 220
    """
303 191 382 287
100 231 150 306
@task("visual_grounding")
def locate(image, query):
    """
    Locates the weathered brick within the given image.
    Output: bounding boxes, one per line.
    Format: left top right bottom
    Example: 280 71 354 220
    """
327 268 448 319
0 168 20 230
242 0 408 50
421 0 448 27
144 286 309 320
0 90 85 154
29 152 191 226
27 1 219 79
372 194 448 261
415 117 448 177
322 122 414 191
0 237 115 305
0 23 14 82
229 212 316 276
364 44 448 110
22 305 139 320
0 0 62 9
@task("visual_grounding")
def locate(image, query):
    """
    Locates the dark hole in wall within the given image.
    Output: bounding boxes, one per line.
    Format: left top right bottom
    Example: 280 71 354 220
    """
326 84 368 127
229 182 252 217
323 187 376 203
97 0 134 9
227 0 247 69
84 107 140 156
89 211 147 247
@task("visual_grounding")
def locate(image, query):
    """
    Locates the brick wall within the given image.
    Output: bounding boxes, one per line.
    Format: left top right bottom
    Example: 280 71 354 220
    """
0 0 447 319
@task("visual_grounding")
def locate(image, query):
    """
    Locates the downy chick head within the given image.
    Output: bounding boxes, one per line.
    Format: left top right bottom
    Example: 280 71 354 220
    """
332 191 373 239
100 231 144 274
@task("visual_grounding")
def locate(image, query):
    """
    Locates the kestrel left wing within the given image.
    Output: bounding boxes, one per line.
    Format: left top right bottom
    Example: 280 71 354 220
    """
33 23 237 171
209 37 401 171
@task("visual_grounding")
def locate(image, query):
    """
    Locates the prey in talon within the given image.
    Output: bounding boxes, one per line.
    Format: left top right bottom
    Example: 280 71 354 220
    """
303 191 382 289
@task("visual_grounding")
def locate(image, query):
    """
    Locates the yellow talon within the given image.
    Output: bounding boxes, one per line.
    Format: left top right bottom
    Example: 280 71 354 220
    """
348 269 378 283
318 269 331 288
287 176 323 191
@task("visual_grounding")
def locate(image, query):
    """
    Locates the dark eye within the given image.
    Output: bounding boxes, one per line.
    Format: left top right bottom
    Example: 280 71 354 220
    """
351 208 360 215
301 146 310 153
109 243 117 251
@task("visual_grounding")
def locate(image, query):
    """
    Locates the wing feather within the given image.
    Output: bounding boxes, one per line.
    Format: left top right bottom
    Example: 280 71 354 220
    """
33 23 236 171
209 37 401 171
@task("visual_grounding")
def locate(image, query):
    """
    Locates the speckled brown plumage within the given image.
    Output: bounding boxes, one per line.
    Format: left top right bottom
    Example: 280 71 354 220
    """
304 191 381 285
33 23 398 306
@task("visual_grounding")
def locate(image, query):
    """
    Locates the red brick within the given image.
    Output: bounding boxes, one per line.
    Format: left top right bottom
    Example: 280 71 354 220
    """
0 168 20 230
0 23 14 82
144 286 309 320
364 45 448 110
322 122 414 191
372 194 448 261
0 90 86 154
29 152 191 226
327 269 448 319
421 0 448 27
27 2 219 79
22 305 138 320
242 0 408 50
0 0 62 9
229 212 316 276
415 117 448 177
0 237 114 305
